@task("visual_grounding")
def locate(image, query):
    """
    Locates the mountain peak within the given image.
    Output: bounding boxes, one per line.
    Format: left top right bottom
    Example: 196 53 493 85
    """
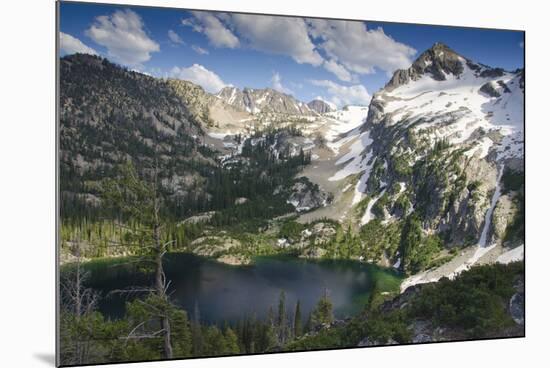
216 85 314 115
307 99 334 114
385 43 467 90
429 42 454 52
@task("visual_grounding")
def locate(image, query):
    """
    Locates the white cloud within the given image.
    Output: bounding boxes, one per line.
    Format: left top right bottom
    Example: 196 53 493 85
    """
60 32 98 55
183 12 322 66
229 14 323 66
311 79 371 107
270 72 293 94
192 45 209 55
169 64 228 93
182 12 240 48
308 19 416 75
180 12 416 80
323 59 354 82
86 9 160 66
168 30 184 45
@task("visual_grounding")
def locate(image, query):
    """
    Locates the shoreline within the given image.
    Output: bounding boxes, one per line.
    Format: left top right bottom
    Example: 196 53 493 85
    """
400 243 524 292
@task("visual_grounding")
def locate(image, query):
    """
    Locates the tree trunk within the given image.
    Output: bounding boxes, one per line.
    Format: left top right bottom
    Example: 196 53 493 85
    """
154 222 173 359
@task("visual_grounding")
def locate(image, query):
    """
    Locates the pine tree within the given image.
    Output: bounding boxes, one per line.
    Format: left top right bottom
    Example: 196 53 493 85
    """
102 160 174 358
223 327 240 354
191 301 203 356
293 300 303 338
310 288 334 327
277 290 287 345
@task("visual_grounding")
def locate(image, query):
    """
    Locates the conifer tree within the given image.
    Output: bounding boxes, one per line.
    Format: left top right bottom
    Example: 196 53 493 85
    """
277 290 287 345
293 300 303 338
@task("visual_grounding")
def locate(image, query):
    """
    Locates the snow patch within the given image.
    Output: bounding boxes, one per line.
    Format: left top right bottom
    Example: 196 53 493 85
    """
497 244 524 264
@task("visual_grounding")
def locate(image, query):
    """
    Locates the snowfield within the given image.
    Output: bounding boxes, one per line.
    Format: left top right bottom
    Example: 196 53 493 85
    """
380 61 523 161
497 244 524 264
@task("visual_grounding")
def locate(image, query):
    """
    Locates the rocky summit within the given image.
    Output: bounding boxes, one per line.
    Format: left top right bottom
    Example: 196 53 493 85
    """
307 99 335 114
216 86 316 115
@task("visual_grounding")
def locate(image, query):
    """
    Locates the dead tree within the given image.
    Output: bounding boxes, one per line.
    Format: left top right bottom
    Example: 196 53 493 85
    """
60 240 99 365
102 159 174 359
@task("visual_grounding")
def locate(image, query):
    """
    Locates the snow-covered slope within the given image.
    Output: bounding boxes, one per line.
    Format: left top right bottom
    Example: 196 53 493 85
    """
376 47 524 162
328 43 524 249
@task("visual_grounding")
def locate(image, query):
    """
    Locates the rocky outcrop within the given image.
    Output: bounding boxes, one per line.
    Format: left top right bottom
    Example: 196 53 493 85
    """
216 254 251 266
350 42 525 252
385 42 465 90
307 99 334 114
167 79 250 130
489 194 518 244
181 211 217 225
479 80 512 98
217 86 315 115
191 235 241 257
480 81 502 98
287 178 333 212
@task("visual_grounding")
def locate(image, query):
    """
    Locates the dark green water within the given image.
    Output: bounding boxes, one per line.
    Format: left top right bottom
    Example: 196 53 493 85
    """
74 253 402 323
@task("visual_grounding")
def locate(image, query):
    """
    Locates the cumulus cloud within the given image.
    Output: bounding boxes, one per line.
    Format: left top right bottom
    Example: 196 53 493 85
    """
311 79 371 107
182 12 322 66
308 19 416 75
169 64 227 93
60 32 98 55
85 9 160 66
182 12 239 48
180 12 416 81
168 30 184 45
270 72 293 94
192 45 209 55
229 14 323 66
323 59 355 82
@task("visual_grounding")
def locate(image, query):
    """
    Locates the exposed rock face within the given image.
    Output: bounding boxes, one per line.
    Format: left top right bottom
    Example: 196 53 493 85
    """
287 177 333 212
307 99 334 114
490 194 518 244
216 254 251 266
311 222 337 243
167 79 250 130
480 81 502 97
346 42 525 252
191 235 241 257
385 42 465 90
479 80 512 98
181 211 216 225
217 86 315 115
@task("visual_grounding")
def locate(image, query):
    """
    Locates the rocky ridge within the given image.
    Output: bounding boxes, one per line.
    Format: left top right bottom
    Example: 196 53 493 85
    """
216 86 316 116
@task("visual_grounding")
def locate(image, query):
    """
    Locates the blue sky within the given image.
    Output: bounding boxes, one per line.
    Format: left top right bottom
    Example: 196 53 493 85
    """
59 1 524 107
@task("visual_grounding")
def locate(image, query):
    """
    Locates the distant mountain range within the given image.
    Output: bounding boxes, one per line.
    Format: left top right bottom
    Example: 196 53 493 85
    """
216 86 317 115
59 42 524 276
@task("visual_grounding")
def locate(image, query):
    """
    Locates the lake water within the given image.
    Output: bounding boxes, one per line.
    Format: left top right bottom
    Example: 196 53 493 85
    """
79 253 402 323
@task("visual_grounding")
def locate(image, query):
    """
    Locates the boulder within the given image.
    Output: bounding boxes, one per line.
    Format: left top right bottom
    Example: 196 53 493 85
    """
287 178 332 212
